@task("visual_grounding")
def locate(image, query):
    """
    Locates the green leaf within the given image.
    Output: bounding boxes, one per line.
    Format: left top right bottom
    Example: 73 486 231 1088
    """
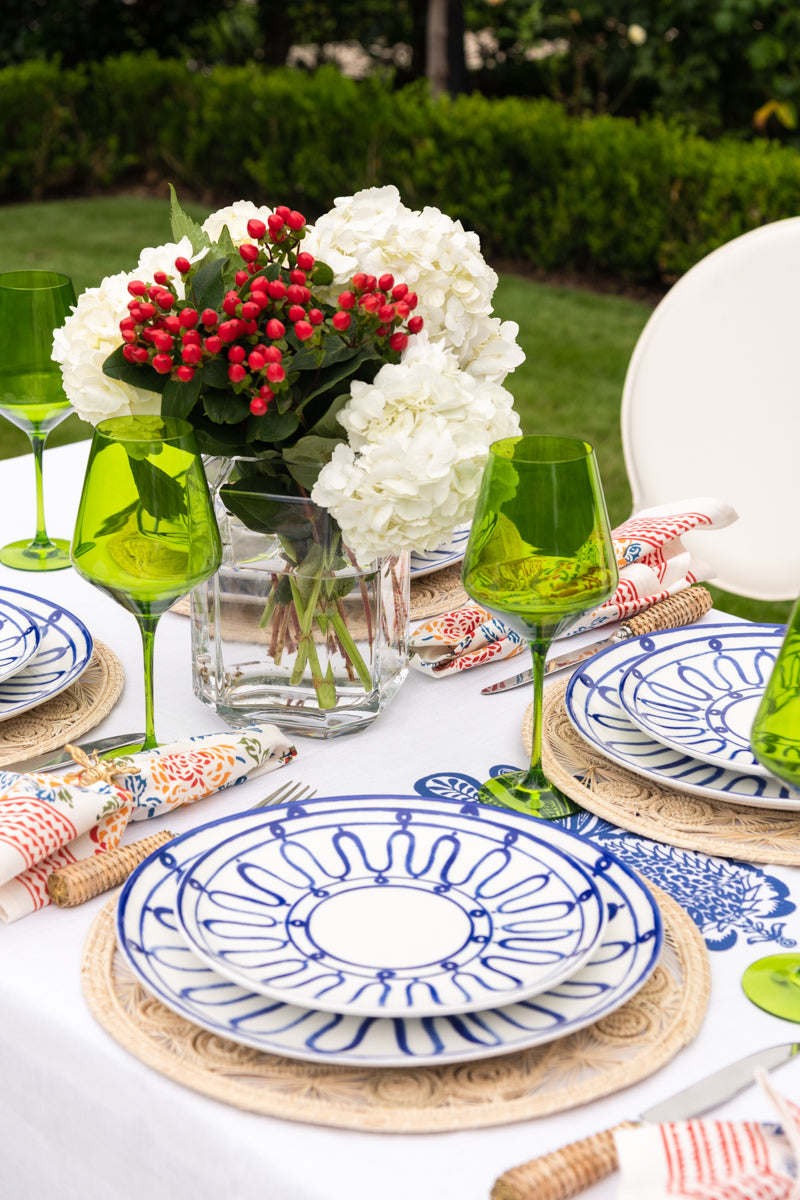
298 346 382 407
169 184 211 255
282 434 342 490
307 392 350 438
247 408 300 442
202 387 251 424
202 356 231 390
188 256 227 314
129 457 188 520
161 372 201 419
312 260 334 286
103 345 166 395
220 477 315 538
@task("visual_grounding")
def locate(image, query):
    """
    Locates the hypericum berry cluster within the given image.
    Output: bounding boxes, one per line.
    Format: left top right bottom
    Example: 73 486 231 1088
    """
118 208 423 418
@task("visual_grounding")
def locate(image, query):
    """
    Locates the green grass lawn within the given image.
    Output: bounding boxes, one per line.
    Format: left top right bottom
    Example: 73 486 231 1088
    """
0 195 786 622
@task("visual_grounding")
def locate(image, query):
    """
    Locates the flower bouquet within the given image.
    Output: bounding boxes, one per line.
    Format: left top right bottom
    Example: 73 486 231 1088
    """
54 185 523 733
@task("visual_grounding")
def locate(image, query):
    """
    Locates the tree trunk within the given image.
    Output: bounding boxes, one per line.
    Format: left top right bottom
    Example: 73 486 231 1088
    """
426 0 449 95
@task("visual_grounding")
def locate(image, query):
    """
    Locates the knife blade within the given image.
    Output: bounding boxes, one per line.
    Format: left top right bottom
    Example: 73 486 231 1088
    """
491 1041 800 1200
481 585 714 695
2 732 146 774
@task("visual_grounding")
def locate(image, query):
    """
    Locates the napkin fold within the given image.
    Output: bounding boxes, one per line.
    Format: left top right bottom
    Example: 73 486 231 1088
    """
410 497 737 677
0 723 296 923
615 1069 800 1199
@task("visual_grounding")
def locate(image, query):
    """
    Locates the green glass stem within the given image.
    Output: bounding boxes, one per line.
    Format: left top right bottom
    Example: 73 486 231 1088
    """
138 615 160 752
741 954 800 1022
30 430 52 550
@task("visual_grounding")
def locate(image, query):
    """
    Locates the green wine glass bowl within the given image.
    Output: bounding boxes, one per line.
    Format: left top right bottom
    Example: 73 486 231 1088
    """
0 269 77 571
71 415 222 751
462 434 618 818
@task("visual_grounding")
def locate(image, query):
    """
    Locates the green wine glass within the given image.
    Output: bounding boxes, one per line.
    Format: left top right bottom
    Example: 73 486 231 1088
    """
71 415 222 753
0 270 77 570
462 434 618 818
741 598 800 1020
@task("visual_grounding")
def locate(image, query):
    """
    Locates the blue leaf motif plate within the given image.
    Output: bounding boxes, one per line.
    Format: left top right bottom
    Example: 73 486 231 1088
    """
410 523 471 578
174 801 607 1017
618 629 783 777
565 623 800 810
117 796 662 1067
0 597 40 685
0 587 93 721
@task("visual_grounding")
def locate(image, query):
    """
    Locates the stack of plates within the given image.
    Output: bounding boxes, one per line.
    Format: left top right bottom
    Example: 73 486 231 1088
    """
0 585 93 727
117 795 663 1067
564 622 796 810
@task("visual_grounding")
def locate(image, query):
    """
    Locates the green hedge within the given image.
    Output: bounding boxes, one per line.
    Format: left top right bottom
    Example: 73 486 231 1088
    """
2 55 800 282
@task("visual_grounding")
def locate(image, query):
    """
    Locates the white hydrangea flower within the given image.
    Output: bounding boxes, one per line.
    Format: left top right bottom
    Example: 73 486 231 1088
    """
311 335 521 564
202 200 275 245
460 316 527 384
51 238 199 425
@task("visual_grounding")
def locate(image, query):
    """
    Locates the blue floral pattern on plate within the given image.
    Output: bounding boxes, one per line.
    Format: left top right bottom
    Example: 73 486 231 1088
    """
174 801 607 1017
618 630 782 776
410 523 471 577
0 587 93 720
117 795 662 1067
0 597 40 685
564 623 797 809
414 771 797 953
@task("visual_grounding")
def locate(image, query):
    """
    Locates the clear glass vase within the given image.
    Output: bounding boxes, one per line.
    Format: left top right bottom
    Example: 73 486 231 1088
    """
190 457 410 738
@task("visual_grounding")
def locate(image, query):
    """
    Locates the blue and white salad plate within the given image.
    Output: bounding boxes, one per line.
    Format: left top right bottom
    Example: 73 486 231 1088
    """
116 795 663 1068
618 629 782 777
0 597 40 685
0 587 93 720
410 523 471 578
565 623 798 810
174 801 607 1017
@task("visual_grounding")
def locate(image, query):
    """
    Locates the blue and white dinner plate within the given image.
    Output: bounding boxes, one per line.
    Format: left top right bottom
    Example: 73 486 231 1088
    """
618 629 783 777
116 795 663 1068
565 623 799 810
0 587 93 721
410 523 471 578
174 801 607 1017
0 597 40 685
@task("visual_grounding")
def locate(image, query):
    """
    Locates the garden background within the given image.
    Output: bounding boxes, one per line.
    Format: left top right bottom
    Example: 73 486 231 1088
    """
2 0 798 621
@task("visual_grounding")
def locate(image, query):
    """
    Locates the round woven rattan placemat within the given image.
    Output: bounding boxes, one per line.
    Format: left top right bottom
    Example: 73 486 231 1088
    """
0 641 124 768
82 886 708 1133
524 680 800 865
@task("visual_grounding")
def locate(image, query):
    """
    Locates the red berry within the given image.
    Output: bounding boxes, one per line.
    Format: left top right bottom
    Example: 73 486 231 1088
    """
204 335 222 354
338 291 355 310
275 205 290 219
222 292 240 316
250 396 268 416
153 331 173 352
389 331 408 352
123 344 137 362
228 345 246 364
175 256 191 275
378 304 396 323
141 328 157 344
407 315 424 334
138 301 156 320
332 311 351 331
247 218 267 240
294 321 313 341
218 320 240 342
176 365 195 382
258 384 275 400
296 251 315 271
289 269 306 285
155 290 173 311
351 273 368 292
182 343 202 364
395 300 410 319
182 329 201 345
286 284 305 305
308 308 323 325
365 275 377 292
379 273 395 292
362 294 381 313
267 279 286 300
228 363 247 383
266 318 285 340
248 350 266 370
153 270 168 285
263 345 282 362
405 292 419 309
164 315 181 335
287 210 305 230
266 363 286 383
239 243 259 264
235 269 249 287
267 213 285 235
127 279 147 297
152 353 173 374
391 282 409 301
120 315 136 331
288 304 306 323
201 308 218 327
179 308 199 329
376 324 389 337
243 319 258 335
241 301 260 320
132 347 149 363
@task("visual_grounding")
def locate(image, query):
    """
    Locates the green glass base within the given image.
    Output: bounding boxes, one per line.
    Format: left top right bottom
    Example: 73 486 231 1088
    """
477 771 583 820
0 537 71 571
741 954 800 1022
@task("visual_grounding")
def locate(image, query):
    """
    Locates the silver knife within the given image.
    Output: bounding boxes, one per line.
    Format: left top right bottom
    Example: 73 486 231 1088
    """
481 585 714 694
492 1041 800 1200
2 732 146 774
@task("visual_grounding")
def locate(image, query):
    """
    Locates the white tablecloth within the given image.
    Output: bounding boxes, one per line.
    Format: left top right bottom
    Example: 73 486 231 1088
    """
2 441 799 1200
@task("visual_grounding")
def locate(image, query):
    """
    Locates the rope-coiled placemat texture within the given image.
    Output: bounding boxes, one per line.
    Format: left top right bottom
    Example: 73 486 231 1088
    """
82 885 708 1133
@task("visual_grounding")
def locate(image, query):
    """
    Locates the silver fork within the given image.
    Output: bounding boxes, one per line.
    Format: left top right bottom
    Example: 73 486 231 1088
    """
248 780 317 810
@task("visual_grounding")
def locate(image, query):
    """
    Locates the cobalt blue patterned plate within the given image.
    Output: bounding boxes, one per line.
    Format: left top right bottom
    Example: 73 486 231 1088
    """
410 523 471 578
0 587 93 721
565 623 799 810
0 597 40 685
174 801 607 1017
116 796 663 1068
618 629 783 777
